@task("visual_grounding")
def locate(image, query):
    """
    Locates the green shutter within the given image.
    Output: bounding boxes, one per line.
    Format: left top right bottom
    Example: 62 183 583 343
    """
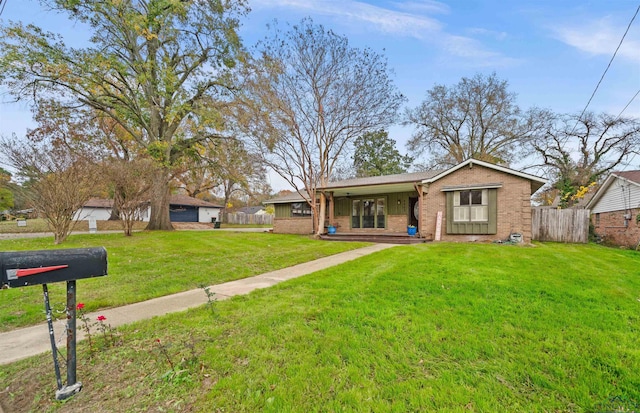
446 192 453 233
488 189 497 234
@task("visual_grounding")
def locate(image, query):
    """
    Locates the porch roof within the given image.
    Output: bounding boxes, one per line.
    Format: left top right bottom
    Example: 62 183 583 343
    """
323 171 441 196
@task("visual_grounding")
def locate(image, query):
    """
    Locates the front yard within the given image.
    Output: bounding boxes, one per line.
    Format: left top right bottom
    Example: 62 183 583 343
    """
0 231 368 331
0 236 639 412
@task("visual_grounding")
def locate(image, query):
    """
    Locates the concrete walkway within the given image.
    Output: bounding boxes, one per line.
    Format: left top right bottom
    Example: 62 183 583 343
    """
0 243 396 365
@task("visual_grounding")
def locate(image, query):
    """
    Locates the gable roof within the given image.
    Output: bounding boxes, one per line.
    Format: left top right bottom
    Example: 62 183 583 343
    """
586 170 640 209
264 159 547 203
84 198 114 208
423 158 547 194
237 206 266 214
82 195 223 209
168 195 223 208
264 191 309 205
616 170 640 185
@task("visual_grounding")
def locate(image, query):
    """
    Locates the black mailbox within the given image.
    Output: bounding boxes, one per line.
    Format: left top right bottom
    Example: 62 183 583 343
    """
1 247 107 288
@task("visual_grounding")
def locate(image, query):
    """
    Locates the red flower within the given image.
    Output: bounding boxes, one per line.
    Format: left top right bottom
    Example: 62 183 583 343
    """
76 303 85 310
97 315 106 322
156 339 161 343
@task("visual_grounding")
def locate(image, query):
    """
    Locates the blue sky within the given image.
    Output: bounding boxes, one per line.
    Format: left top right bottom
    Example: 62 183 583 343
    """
1 0 639 187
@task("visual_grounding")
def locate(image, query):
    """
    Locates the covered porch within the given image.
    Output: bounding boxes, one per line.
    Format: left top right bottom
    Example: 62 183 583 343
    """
321 171 437 239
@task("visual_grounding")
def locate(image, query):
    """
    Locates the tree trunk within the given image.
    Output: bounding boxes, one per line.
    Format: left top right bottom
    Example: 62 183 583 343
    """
315 192 327 237
146 167 173 230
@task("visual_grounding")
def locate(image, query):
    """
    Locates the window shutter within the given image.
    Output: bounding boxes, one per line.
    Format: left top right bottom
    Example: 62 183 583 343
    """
446 192 453 233
488 189 497 234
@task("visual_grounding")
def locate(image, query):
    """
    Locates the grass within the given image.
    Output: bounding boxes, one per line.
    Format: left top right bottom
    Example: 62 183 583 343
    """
0 231 369 331
0 218 149 234
0 218 270 234
1 242 639 412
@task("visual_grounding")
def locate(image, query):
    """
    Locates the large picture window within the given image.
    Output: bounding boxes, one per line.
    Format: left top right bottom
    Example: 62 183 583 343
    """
352 198 386 229
445 188 497 234
453 189 488 222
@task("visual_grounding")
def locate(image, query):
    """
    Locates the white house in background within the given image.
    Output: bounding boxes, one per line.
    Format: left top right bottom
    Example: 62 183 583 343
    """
74 198 118 221
586 170 640 248
75 195 222 223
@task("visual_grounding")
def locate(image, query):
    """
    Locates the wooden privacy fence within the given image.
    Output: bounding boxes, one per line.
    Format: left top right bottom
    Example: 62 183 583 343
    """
223 213 273 225
531 208 590 243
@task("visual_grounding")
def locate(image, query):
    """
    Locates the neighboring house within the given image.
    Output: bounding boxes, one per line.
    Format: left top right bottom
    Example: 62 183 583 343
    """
264 159 547 242
168 194 223 223
586 170 640 248
74 198 117 221
76 195 223 223
237 206 267 215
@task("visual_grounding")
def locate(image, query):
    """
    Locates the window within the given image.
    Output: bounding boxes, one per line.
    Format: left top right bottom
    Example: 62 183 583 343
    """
454 189 488 222
352 198 386 229
595 213 600 226
291 202 312 217
446 188 497 234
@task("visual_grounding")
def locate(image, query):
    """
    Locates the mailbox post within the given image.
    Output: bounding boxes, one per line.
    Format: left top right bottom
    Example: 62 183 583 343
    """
1 247 107 400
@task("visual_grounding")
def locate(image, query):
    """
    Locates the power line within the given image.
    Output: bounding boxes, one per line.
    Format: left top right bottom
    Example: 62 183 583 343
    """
615 89 640 120
571 4 640 132
0 0 7 17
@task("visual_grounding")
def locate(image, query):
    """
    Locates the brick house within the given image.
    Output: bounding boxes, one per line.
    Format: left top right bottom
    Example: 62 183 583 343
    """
586 170 640 248
265 159 547 243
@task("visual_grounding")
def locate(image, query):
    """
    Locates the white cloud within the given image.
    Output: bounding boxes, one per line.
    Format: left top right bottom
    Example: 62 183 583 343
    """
467 27 508 41
250 0 518 67
553 16 640 63
252 0 443 36
390 1 450 15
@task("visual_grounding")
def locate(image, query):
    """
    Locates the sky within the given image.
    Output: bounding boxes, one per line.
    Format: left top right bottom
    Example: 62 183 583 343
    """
1 0 639 190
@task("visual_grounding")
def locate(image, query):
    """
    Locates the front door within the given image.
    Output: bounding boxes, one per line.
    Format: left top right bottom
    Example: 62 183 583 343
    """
409 197 419 227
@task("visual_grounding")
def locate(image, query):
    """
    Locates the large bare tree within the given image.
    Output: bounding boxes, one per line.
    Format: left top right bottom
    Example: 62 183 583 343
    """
241 18 405 235
0 0 247 230
405 72 543 168
0 134 98 244
531 111 640 207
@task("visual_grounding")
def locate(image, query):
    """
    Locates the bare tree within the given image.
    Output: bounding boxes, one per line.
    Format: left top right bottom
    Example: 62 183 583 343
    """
531 111 640 207
405 72 543 167
103 158 154 236
241 18 405 235
0 135 97 244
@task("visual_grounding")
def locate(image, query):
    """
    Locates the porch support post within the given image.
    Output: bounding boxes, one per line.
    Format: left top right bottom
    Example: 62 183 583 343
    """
329 192 334 225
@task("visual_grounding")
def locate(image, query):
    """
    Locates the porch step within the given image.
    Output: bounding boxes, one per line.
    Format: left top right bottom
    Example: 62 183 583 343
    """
319 233 429 244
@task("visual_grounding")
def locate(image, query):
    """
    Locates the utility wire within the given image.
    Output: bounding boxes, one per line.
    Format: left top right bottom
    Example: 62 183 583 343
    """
615 89 640 120
0 0 6 17
570 4 640 133
614 89 640 170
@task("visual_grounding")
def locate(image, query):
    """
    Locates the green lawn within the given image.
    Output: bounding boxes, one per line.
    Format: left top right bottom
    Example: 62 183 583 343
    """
0 231 368 331
1 241 639 412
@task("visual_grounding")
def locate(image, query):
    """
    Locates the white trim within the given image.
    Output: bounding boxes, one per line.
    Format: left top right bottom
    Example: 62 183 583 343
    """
423 159 547 187
586 172 640 210
441 183 503 192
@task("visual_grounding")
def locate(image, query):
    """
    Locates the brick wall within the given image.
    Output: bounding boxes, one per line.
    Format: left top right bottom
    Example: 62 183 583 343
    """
593 208 640 248
330 215 408 233
273 217 313 234
421 164 534 243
